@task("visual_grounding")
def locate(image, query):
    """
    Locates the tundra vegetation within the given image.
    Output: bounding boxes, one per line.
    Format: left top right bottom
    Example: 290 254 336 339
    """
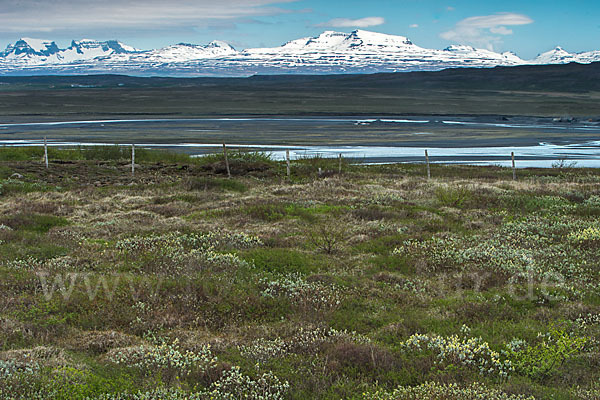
1 146 600 399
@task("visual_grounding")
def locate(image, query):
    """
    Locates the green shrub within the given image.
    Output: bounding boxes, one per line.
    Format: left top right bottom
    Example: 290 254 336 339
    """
0 145 195 163
197 150 274 165
244 204 287 221
0 213 69 233
435 185 472 208
0 179 55 195
243 248 322 274
186 177 247 193
364 382 535 400
0 166 12 179
504 326 589 380
0 147 45 161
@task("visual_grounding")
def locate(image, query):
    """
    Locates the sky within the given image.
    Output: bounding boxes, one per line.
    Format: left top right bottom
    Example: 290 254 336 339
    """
0 0 598 59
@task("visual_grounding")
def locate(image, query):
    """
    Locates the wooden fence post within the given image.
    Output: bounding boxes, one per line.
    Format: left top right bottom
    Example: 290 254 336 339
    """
425 150 431 180
131 144 135 176
44 136 48 169
285 149 291 179
338 153 342 174
511 152 516 181
223 143 231 178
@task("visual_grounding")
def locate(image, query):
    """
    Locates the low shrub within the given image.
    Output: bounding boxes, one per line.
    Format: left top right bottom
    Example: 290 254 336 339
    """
435 185 472 208
243 248 322 274
504 326 589 380
185 177 247 193
364 382 536 400
0 213 69 233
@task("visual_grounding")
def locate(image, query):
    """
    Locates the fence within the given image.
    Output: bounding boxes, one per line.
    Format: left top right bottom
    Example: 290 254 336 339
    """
7 140 529 181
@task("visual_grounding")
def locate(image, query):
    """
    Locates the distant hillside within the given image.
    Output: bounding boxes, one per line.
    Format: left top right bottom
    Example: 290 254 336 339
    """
1 62 599 92
0 62 598 117
333 62 600 92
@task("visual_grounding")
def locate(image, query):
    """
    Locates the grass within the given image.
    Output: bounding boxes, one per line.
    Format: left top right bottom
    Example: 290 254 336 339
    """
242 248 325 274
0 145 195 163
196 150 275 166
1 150 600 399
185 177 248 193
0 213 69 233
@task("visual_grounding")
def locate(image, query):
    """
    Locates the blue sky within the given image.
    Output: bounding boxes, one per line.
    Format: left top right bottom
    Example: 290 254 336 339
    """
0 0 598 59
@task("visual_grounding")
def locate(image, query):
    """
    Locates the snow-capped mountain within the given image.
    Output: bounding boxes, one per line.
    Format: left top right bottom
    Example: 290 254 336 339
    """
0 30 598 77
1 38 139 65
3 38 61 58
108 41 236 64
533 46 600 65
250 30 417 54
232 30 527 74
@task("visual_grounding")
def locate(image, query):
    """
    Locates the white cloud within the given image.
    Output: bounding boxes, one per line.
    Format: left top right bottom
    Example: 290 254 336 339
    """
440 12 533 50
409 24 419 28
0 0 297 34
318 17 385 28
490 26 513 35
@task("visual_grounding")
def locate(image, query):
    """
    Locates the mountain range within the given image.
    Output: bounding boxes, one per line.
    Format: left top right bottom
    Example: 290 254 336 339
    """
0 30 598 77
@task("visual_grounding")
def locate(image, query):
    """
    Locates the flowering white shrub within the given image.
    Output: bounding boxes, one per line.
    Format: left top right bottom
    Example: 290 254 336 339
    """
92 367 289 400
575 312 600 331
401 332 513 378
290 326 372 353
238 337 288 363
93 388 204 400
116 231 262 254
0 359 39 379
393 215 600 298
3 256 43 270
584 195 600 207
363 382 535 400
107 337 216 380
571 384 600 400
237 326 371 363
363 191 405 206
394 278 427 294
3 255 81 271
186 249 250 270
114 231 259 274
505 338 528 353
260 273 342 311
569 227 600 245
201 366 289 400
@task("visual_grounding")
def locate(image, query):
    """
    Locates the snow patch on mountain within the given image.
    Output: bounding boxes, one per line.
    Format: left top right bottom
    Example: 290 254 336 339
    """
19 38 57 53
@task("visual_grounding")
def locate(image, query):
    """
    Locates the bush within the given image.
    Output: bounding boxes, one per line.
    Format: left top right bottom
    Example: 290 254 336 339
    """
107 336 217 384
364 382 535 400
243 248 321 274
185 177 247 193
196 150 274 165
244 204 287 222
325 341 396 372
307 219 347 254
435 185 472 208
504 326 589 380
0 213 69 233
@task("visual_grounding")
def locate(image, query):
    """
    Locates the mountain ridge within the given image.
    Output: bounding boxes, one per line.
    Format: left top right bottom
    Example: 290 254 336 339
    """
1 29 599 77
